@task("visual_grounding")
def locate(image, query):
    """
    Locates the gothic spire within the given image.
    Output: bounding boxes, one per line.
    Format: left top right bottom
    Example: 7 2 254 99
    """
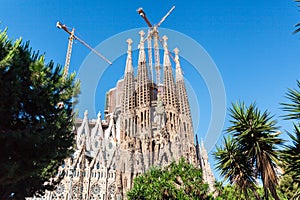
137 30 150 107
125 38 133 73
138 30 146 64
162 35 171 67
162 35 177 108
77 110 90 149
174 48 193 143
93 112 104 139
175 48 191 119
153 27 161 85
122 38 136 115
174 48 183 81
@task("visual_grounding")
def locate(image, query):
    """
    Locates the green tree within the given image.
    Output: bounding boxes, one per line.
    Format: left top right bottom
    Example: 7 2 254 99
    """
214 184 263 200
281 80 300 120
214 136 261 200
0 28 80 199
278 173 300 200
215 183 289 200
280 80 300 199
281 124 300 183
214 184 238 200
213 181 224 197
220 102 283 200
294 0 300 34
127 158 211 200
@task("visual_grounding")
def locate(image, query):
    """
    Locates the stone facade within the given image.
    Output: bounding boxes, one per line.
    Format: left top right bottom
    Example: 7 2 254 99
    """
30 30 215 200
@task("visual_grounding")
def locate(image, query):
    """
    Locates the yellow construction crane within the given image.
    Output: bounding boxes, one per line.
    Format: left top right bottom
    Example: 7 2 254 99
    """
56 21 112 78
56 22 112 109
137 6 175 85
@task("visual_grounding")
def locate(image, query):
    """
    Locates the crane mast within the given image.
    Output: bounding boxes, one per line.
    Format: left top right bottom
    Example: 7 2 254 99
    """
56 22 112 109
137 6 175 85
56 21 112 79
147 30 154 83
153 28 161 84
63 28 74 79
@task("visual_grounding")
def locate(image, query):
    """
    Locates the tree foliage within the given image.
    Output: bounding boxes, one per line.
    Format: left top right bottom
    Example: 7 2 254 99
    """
278 173 300 200
280 80 300 199
215 183 288 200
214 136 259 199
281 124 300 183
214 102 283 200
281 80 300 120
127 158 211 200
214 184 263 200
0 28 80 199
294 0 300 34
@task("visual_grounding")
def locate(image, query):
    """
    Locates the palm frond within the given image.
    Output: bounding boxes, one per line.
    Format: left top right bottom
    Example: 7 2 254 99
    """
214 136 256 198
281 123 300 183
281 81 300 120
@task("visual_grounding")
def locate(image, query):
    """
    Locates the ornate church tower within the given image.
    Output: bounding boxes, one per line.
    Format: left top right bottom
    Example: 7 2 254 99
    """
136 30 151 137
34 30 215 200
120 38 135 140
117 38 137 196
162 36 179 141
174 48 195 162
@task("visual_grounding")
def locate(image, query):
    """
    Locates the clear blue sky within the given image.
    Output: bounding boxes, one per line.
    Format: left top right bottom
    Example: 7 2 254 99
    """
1 0 300 180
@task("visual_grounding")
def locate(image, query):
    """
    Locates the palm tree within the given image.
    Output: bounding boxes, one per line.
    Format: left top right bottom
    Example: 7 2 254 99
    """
280 80 300 199
294 1 300 34
226 102 283 200
281 80 300 120
214 136 261 200
281 124 300 183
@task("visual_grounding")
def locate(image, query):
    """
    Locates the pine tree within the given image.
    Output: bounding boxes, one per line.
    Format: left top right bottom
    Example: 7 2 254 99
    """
0 28 80 199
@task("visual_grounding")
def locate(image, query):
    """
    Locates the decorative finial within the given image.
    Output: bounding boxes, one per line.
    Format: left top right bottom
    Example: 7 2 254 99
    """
127 38 133 45
174 47 183 81
174 48 180 63
174 47 179 56
84 110 88 117
162 35 168 43
138 30 145 50
127 38 133 52
97 111 101 120
139 30 145 37
125 38 134 73
162 35 168 41
162 35 168 51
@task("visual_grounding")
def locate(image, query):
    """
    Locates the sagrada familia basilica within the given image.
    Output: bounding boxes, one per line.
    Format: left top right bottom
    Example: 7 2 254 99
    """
29 27 215 199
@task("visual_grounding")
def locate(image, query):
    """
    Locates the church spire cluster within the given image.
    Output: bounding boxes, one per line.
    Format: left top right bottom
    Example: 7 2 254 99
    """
34 30 215 200
116 31 199 195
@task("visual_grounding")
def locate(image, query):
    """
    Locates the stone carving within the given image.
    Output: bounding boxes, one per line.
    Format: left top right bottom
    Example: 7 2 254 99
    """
154 93 166 129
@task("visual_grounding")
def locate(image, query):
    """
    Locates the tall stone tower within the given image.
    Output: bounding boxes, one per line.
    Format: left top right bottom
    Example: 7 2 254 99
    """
114 32 201 197
30 30 215 200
